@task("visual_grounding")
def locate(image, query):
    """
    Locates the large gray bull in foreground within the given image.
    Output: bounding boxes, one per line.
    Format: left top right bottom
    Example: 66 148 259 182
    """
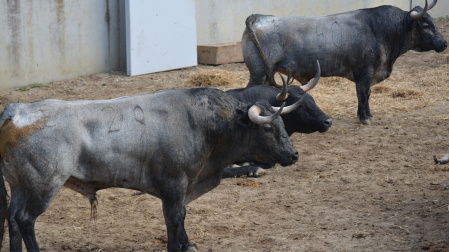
0 87 300 251
242 0 447 124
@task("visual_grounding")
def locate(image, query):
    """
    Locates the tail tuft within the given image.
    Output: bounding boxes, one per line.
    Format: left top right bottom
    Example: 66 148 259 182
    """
0 168 8 249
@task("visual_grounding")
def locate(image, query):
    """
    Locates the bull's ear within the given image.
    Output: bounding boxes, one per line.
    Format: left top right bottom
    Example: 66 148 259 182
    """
234 107 251 127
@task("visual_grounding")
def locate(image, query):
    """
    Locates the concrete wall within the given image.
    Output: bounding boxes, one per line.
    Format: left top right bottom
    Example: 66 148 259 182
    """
195 0 446 45
411 0 449 19
0 0 125 90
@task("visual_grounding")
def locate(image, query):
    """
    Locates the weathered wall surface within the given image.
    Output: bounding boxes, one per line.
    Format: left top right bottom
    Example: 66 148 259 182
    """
0 0 124 90
411 0 449 19
1 0 447 90
194 0 446 45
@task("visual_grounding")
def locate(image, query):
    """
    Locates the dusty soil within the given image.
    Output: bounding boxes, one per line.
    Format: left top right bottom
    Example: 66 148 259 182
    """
1 21 449 252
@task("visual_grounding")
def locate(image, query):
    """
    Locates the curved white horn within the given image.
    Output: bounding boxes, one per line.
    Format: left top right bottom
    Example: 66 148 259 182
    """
429 0 437 10
248 102 285 125
410 0 428 20
276 72 289 101
301 60 321 92
273 93 307 115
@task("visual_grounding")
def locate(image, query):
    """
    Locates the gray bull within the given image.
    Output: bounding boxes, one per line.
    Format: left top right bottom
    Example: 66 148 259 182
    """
0 87 300 251
242 0 447 124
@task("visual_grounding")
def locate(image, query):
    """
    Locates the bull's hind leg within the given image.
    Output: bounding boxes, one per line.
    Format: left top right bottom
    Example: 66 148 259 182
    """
8 187 23 251
8 184 62 251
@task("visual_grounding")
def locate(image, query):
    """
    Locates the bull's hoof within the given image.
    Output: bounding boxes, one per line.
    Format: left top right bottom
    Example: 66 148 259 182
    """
359 118 371 125
250 167 267 177
434 155 441 164
434 154 449 164
183 243 198 252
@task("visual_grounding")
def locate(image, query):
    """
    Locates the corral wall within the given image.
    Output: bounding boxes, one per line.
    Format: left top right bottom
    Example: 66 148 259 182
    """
0 0 125 90
411 0 449 19
195 0 445 45
0 0 447 90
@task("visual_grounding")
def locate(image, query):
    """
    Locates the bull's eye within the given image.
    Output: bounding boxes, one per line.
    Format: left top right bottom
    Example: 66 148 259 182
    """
263 125 273 133
422 22 430 30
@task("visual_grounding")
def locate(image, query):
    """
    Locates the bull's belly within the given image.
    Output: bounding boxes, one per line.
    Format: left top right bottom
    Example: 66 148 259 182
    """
1 146 155 194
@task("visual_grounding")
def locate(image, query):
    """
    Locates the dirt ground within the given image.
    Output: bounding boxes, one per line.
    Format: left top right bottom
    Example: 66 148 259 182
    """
1 20 449 252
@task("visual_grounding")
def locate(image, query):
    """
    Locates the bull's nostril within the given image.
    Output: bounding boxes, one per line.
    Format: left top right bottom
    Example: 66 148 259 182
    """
292 152 299 162
324 118 333 127
445 42 448 49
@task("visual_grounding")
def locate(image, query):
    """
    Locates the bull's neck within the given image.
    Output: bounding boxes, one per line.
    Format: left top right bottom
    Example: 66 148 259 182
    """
208 123 253 167
378 11 415 61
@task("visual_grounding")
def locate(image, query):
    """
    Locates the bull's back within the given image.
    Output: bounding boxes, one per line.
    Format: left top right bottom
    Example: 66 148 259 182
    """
244 9 383 79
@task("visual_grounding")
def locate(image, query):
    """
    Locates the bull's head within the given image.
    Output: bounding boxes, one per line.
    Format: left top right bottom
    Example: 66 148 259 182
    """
234 79 303 166
247 78 306 124
242 99 299 167
409 0 448 52
273 60 332 134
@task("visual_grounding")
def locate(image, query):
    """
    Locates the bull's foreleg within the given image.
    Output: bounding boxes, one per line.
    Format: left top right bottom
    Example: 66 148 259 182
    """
161 188 197 252
355 78 373 125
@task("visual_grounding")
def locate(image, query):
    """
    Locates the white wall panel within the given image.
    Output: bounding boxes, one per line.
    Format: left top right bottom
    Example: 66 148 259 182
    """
125 0 197 76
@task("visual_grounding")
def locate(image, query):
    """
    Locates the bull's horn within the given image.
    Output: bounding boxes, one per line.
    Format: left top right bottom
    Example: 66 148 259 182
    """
410 0 428 20
429 0 437 10
300 60 321 92
273 93 307 115
276 72 289 101
248 102 285 125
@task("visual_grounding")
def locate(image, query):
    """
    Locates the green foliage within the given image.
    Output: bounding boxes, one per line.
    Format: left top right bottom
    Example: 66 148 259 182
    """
437 15 449 21
18 83 49 92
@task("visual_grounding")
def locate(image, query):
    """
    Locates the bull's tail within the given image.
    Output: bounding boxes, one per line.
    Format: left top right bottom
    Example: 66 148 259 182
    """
0 166 7 249
0 104 15 249
245 15 281 88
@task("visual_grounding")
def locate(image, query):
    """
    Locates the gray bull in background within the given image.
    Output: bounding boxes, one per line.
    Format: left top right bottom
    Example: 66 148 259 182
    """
242 0 447 124
0 87 300 252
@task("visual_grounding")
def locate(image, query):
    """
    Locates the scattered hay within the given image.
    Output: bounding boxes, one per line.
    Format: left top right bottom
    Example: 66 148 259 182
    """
372 86 392 93
373 85 423 98
189 69 248 88
390 89 423 98
236 179 260 188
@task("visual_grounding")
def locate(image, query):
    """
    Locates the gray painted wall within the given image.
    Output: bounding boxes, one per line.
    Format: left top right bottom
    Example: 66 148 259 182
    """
0 0 447 90
0 0 126 90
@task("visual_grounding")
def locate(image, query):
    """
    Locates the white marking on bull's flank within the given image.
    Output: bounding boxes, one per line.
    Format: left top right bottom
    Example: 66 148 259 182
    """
12 113 45 128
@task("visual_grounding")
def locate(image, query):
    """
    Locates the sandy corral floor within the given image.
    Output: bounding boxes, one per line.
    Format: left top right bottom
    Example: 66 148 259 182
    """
1 20 449 252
